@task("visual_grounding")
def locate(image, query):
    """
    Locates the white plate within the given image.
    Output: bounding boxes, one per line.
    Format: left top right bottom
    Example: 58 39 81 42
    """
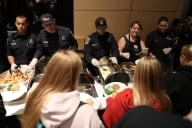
1 83 27 102
103 82 128 97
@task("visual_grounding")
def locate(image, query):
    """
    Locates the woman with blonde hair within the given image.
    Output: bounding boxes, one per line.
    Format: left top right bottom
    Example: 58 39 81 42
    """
22 50 104 128
102 55 171 128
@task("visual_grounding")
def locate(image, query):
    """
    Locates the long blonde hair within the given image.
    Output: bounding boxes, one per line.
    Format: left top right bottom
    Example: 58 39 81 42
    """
133 55 171 112
22 50 82 128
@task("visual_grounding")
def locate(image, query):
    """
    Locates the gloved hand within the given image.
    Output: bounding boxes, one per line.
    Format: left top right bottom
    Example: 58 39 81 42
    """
92 97 107 110
108 57 118 64
21 58 38 73
21 65 33 73
91 58 99 67
121 52 130 59
10 63 18 72
162 47 172 55
29 58 38 69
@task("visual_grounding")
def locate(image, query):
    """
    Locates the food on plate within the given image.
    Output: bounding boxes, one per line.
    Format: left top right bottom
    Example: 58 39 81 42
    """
11 84 20 91
104 82 128 97
0 70 32 85
5 84 20 91
111 91 118 98
85 98 94 106
0 84 6 91
6 84 12 91
104 84 120 95
111 84 120 91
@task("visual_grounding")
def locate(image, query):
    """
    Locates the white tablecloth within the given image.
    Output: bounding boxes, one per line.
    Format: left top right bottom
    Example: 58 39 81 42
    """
4 96 26 116
4 81 133 116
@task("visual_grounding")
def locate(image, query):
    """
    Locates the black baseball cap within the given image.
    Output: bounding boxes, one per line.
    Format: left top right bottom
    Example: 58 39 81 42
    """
40 13 55 27
95 17 107 29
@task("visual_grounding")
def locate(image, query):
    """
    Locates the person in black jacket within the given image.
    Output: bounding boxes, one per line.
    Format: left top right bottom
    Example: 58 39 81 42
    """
0 94 6 119
0 94 6 127
163 45 192 116
170 18 183 70
29 13 78 74
83 17 119 76
31 13 78 66
6 15 37 73
114 106 192 128
0 7 9 73
146 16 175 71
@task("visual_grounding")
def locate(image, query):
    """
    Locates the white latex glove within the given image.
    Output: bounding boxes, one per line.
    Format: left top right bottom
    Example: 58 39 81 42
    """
10 63 18 72
108 57 118 64
121 52 130 59
162 47 172 55
29 58 38 69
92 97 107 110
21 65 33 73
21 58 38 73
91 58 99 67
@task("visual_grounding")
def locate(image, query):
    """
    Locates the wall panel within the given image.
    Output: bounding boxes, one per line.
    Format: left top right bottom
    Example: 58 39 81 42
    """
74 11 131 37
74 0 184 50
74 0 132 10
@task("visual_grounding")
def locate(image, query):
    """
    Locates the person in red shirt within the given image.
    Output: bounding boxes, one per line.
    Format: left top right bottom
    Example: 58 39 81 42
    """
102 55 172 128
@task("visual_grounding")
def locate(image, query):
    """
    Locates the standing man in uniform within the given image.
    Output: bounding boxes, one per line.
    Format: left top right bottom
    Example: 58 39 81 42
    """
7 15 37 72
83 17 119 76
30 13 78 72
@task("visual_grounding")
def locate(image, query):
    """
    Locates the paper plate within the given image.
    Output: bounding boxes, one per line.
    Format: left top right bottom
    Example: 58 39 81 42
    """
103 82 128 97
1 83 27 102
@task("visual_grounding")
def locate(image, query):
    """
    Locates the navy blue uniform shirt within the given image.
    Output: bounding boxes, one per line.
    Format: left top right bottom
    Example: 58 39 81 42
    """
34 26 78 59
7 32 37 65
84 32 119 64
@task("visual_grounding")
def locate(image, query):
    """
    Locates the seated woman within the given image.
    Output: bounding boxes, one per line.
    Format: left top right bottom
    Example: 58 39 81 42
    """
102 55 172 128
118 21 147 64
22 50 104 128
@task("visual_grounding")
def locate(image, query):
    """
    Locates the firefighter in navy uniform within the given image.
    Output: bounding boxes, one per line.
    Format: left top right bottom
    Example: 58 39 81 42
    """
7 15 37 72
31 13 78 73
146 16 175 72
84 17 119 76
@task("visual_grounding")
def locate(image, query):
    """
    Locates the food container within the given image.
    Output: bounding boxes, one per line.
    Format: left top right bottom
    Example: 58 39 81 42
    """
28 73 44 89
98 56 111 65
105 72 130 85
35 56 50 74
120 62 135 82
0 68 34 87
78 72 97 96
97 61 130 84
